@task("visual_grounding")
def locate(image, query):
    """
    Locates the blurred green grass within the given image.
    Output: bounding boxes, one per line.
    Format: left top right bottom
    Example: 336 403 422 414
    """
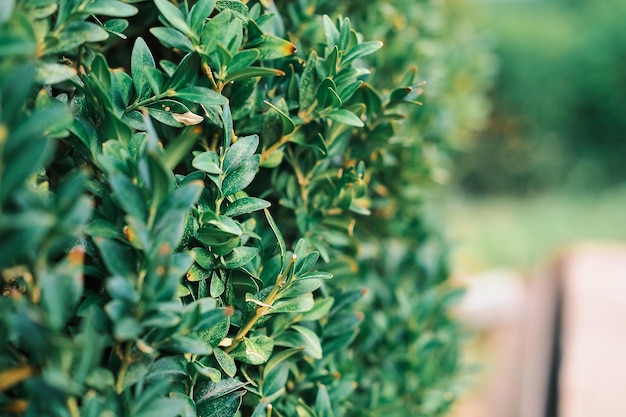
442 188 626 273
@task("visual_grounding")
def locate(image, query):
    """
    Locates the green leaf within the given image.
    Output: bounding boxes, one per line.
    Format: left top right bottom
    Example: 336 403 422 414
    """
163 336 212 355
297 297 334 322
145 356 187 383
295 249 319 274
104 112 133 144
263 209 286 265
230 336 274 365
210 274 225 297
150 27 194 52
222 154 260 196
93 237 136 278
147 99 192 127
83 0 138 17
317 78 341 109
197 389 244 417
299 51 319 111
224 197 270 217
220 246 258 269
297 271 333 280
174 86 228 106
35 62 76 84
264 100 295 135
41 248 85 330
109 173 148 220
189 0 217 32
223 66 284 83
315 385 334 417
213 347 237 377
263 348 303 380
277 326 322 359
192 151 222 174
165 53 200 90
194 377 246 404
196 227 239 246
193 362 221 382
257 35 296 60
262 362 288 399
215 0 248 22
323 15 340 48
155 0 193 36
192 247 215 270
131 37 156 101
86 219 122 239
223 134 259 173
207 215 242 235
281 279 322 298
326 109 364 127
222 103 233 148
135 398 187 417
103 19 130 39
187 264 211 282
48 21 109 53
338 17 351 50
0 0 14 23
111 315 143 341
272 293 315 314
106 276 140 303
163 126 202 170
323 311 363 338
197 316 230 347
342 41 384 66
152 180 203 246
338 80 363 102
227 49 260 74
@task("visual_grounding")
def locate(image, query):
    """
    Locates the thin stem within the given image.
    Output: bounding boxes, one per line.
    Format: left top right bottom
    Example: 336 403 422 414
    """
67 397 79 417
286 147 309 204
260 127 299 164
225 254 298 353
115 343 133 393
126 90 174 112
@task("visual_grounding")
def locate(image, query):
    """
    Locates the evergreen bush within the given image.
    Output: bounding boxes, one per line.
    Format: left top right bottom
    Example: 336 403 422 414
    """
0 1 491 416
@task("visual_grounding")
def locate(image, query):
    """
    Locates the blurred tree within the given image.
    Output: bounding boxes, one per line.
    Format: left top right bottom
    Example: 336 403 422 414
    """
457 0 626 194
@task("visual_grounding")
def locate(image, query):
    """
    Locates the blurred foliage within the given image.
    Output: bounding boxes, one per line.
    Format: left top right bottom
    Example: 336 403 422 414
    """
457 0 626 194
0 1 493 417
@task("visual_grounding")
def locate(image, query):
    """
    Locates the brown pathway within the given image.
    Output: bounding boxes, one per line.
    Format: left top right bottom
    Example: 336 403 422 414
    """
452 243 626 417
559 244 626 417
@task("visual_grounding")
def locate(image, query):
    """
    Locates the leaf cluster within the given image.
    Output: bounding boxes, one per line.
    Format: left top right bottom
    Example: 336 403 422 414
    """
0 1 486 417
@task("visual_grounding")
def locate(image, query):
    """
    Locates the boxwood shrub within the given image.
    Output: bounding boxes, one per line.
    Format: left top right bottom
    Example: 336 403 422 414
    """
0 1 491 416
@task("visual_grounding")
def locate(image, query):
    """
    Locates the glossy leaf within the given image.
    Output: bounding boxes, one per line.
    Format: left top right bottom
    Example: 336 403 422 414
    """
189 0 217 32
150 27 194 52
230 336 274 365
223 134 259 173
326 109 364 127
220 246 258 269
155 0 193 36
174 86 228 106
214 348 237 377
222 154 260 196
83 0 138 17
131 37 156 101
223 197 270 217
192 151 222 175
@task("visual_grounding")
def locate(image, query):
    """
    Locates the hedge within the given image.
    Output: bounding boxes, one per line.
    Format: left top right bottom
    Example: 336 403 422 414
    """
0 1 492 416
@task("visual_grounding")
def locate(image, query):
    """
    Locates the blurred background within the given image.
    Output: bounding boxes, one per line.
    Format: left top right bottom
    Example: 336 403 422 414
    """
448 0 626 273
441 0 626 415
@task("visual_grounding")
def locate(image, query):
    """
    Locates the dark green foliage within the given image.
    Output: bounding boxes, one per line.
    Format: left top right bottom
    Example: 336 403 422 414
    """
457 0 626 194
0 1 489 416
